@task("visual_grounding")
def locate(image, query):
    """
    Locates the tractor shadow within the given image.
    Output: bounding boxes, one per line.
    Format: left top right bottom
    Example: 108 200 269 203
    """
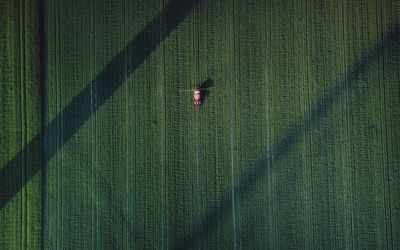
197 78 214 106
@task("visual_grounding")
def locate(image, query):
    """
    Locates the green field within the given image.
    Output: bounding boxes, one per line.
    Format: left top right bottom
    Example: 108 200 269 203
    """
1 0 400 249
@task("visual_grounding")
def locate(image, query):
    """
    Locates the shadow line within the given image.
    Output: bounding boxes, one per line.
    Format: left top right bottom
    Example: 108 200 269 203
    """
0 0 200 209
173 25 400 250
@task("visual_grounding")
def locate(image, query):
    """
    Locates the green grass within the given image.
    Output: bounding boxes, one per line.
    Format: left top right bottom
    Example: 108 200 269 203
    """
0 0 41 249
1 0 400 249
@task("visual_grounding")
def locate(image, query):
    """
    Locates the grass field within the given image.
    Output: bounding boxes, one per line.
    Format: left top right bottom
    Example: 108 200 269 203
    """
1 0 400 249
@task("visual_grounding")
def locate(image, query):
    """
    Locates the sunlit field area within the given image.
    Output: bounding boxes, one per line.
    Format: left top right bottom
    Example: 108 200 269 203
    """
1 0 399 249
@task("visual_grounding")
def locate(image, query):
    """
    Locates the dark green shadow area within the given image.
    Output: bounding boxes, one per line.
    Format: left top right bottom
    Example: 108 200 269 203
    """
173 25 400 250
0 0 200 209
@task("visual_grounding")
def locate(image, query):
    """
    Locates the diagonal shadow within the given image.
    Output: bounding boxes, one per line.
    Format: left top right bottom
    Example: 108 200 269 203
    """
0 0 200 209
173 26 400 249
